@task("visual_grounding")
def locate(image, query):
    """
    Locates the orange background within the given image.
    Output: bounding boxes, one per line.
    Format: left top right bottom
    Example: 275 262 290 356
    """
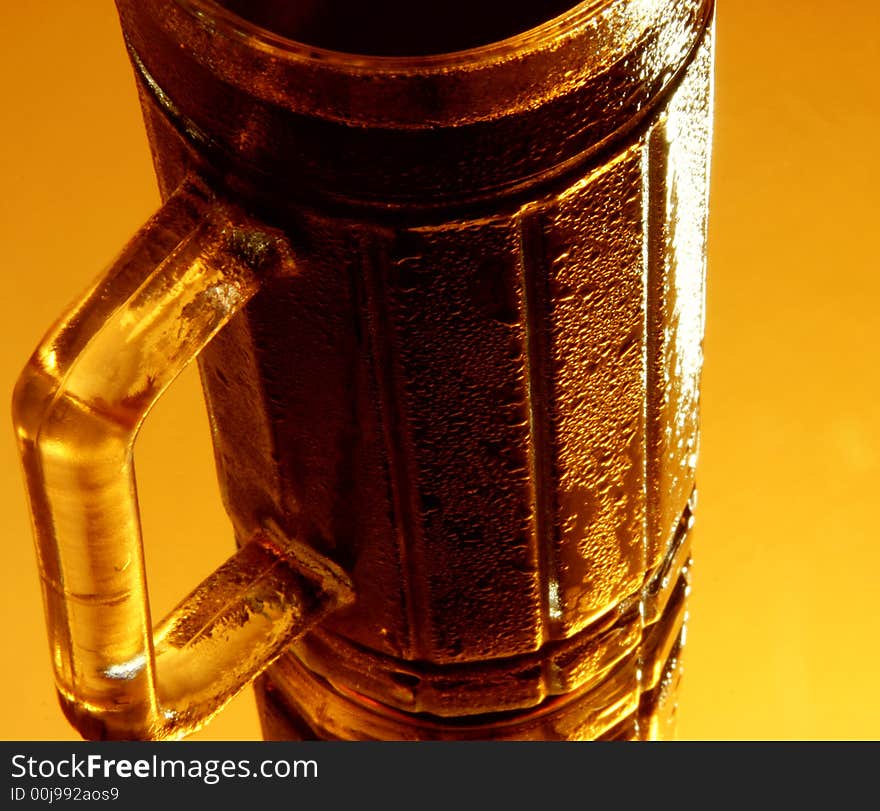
1 2 877 741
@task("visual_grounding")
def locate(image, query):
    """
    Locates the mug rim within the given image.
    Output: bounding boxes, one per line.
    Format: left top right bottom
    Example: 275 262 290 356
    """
170 0 605 71
123 0 711 134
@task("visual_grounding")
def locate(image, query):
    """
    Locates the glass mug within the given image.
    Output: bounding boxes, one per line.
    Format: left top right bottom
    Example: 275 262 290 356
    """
13 0 714 741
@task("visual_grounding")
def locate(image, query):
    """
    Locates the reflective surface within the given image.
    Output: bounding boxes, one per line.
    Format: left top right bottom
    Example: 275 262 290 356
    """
1 1 879 741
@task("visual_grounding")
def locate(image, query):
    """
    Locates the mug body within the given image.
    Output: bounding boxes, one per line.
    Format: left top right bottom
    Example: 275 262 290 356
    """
116 0 714 740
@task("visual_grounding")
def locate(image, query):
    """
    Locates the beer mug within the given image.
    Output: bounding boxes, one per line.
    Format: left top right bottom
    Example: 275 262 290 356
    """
12 0 714 741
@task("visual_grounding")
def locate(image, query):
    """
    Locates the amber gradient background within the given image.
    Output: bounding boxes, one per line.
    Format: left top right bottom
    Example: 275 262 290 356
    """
1 2 877 741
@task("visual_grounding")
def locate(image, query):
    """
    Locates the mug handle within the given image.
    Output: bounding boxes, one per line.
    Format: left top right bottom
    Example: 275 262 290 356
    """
12 177 355 741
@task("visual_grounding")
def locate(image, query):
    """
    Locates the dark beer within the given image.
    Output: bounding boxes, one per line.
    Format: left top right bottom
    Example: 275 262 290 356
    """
216 0 579 55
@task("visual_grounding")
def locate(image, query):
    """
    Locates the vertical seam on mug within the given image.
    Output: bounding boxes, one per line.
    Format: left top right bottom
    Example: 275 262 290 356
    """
644 121 667 581
517 205 560 648
636 120 665 735
360 232 421 660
